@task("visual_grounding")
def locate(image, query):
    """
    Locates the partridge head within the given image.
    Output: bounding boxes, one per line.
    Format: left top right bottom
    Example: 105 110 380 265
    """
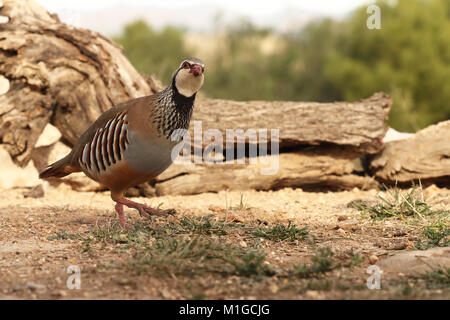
39 58 205 230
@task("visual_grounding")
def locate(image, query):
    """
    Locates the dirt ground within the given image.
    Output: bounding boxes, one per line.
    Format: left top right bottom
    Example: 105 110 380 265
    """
0 183 449 300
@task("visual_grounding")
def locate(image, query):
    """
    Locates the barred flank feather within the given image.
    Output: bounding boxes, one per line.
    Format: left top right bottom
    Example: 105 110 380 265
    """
77 112 129 174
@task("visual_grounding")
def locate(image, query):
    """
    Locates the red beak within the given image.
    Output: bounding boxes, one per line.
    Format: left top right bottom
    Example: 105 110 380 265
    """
189 65 203 77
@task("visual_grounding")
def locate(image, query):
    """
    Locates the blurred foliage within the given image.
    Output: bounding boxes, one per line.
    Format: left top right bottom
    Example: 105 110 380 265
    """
114 0 450 132
203 20 277 100
113 20 191 84
324 0 450 131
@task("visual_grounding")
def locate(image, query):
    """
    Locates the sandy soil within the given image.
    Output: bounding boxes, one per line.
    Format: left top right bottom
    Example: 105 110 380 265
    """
0 184 449 300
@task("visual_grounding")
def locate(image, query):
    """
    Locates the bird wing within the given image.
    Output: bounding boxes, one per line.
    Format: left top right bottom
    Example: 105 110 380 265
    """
68 95 157 170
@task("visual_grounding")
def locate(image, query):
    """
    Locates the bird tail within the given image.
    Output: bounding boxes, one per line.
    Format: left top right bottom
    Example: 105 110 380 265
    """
39 154 77 179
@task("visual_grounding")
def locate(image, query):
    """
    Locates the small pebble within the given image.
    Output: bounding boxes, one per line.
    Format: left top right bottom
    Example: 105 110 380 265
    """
369 255 378 264
239 240 247 248
305 290 320 299
51 290 67 298
119 234 127 241
269 284 279 294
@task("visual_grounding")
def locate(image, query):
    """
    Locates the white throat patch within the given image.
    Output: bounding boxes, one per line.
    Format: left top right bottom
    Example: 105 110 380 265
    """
175 68 204 97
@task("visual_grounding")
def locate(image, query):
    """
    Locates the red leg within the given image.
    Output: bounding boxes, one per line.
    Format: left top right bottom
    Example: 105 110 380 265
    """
117 198 175 219
115 202 131 230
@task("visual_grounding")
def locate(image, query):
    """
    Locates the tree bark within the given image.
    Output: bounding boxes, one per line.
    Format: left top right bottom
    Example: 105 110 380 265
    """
147 147 377 196
191 93 391 155
0 0 162 166
369 120 450 186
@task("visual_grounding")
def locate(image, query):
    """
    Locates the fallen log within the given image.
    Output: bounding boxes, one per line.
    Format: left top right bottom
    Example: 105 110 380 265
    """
146 147 377 196
191 93 391 155
370 120 450 186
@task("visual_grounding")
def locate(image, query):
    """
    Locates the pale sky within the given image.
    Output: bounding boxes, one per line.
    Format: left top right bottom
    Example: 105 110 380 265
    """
36 0 375 34
38 0 373 16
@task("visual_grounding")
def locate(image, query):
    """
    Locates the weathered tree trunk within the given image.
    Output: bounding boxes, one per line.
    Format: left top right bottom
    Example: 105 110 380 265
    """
149 148 377 196
370 120 450 186
0 0 162 166
191 93 391 155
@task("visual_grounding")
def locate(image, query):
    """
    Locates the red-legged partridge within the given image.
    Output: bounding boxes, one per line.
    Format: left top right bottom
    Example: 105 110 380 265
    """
40 58 205 229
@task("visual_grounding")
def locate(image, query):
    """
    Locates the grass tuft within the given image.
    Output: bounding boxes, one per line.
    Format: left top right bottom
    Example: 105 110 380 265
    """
129 235 273 277
423 268 450 289
47 229 82 241
351 184 449 220
252 222 308 242
229 193 248 211
169 215 231 236
220 250 274 277
347 254 364 267
132 236 223 275
416 222 450 249
293 248 336 278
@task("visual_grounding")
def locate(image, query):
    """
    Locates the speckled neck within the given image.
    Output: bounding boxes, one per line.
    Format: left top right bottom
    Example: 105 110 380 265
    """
152 84 195 139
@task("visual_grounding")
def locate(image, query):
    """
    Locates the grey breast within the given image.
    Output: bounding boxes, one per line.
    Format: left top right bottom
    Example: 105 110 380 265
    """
124 129 178 175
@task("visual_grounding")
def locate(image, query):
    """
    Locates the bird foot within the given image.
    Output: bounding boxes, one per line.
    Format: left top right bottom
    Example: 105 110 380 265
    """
115 202 131 231
117 197 176 223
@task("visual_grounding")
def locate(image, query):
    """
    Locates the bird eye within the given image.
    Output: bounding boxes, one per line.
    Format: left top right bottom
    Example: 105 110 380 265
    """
182 62 190 69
